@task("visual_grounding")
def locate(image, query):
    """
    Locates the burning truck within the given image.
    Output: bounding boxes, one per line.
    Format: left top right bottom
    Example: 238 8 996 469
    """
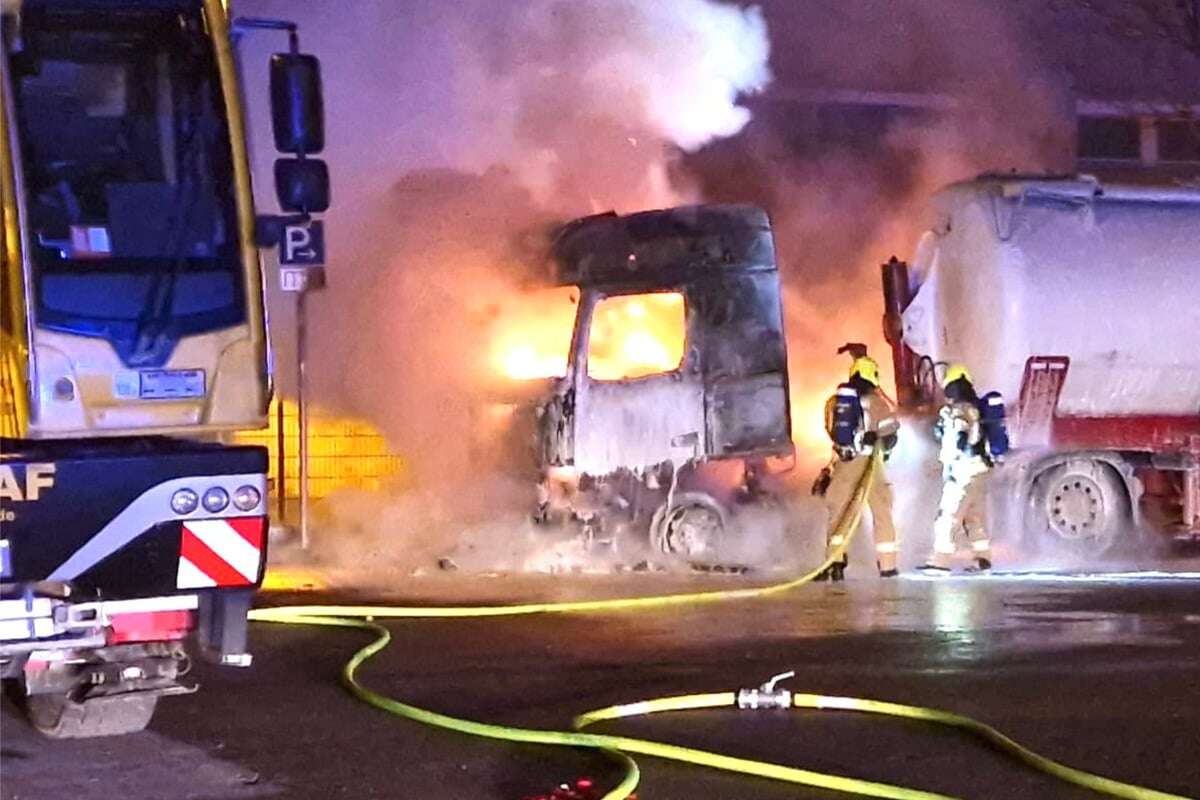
481 205 795 564
883 175 1200 556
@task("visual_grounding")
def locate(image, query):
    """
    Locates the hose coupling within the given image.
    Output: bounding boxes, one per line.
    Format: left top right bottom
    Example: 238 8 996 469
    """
736 670 794 710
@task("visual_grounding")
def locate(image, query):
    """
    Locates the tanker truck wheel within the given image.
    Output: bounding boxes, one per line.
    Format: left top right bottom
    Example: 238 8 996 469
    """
25 690 158 738
1026 460 1130 557
650 493 726 563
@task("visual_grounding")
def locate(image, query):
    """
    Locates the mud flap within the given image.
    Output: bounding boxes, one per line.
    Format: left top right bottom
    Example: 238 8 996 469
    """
196 589 253 665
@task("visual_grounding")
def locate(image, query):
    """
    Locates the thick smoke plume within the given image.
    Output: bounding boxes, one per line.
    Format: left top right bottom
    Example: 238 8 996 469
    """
455 0 771 210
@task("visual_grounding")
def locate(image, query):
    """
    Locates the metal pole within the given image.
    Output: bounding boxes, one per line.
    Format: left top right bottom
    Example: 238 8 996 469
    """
275 398 286 523
297 289 310 549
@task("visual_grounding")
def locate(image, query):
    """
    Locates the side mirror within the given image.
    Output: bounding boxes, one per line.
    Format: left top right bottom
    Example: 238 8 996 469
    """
269 53 324 154
274 158 330 213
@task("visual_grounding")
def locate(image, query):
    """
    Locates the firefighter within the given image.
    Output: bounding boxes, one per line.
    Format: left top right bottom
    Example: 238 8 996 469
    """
921 364 1001 574
815 356 900 581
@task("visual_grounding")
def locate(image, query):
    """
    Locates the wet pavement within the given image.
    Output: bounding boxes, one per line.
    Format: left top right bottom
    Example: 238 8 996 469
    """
3 572 1200 800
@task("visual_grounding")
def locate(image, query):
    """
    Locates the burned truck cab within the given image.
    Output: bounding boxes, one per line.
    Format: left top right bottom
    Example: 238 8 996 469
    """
536 204 793 560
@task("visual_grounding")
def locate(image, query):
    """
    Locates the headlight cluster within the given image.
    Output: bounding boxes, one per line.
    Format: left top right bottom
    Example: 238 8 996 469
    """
170 484 261 515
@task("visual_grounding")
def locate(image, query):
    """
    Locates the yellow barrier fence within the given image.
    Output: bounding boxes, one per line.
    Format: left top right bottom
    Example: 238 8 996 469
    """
231 399 406 501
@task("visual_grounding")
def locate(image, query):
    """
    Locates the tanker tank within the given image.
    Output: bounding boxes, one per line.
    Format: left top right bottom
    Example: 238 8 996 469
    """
901 176 1200 423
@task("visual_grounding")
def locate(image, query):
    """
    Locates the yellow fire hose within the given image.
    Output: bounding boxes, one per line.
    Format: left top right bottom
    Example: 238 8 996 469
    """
248 448 1194 800
577 691 1194 800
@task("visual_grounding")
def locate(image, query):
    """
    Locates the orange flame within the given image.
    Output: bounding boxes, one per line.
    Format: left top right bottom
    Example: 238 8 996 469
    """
586 292 685 381
490 289 686 383
488 286 578 380
790 386 835 460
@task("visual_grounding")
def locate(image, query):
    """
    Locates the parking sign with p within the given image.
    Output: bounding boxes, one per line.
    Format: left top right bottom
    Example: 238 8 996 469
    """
280 221 325 266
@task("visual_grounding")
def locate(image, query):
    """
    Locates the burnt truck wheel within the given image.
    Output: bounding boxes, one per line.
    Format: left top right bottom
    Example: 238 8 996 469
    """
26 691 159 738
650 493 725 562
1026 460 1130 556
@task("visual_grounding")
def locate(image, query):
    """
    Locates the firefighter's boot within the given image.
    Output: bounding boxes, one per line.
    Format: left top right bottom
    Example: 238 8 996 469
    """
815 556 848 582
919 551 952 575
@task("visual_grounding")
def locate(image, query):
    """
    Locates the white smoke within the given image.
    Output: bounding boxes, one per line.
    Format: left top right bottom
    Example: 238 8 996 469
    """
453 0 772 210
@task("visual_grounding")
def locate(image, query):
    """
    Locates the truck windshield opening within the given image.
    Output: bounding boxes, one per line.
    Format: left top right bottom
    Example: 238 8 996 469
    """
8 6 245 366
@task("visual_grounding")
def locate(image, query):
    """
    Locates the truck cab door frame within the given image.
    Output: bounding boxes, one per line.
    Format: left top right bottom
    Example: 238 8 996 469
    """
568 287 706 476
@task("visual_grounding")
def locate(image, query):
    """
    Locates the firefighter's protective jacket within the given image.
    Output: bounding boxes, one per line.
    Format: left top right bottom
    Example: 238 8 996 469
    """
935 401 988 479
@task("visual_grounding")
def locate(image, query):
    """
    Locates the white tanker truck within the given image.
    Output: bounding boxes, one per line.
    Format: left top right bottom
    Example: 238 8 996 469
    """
883 175 1200 556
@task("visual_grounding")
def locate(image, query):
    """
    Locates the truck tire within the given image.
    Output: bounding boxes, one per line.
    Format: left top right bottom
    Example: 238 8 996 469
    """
26 691 158 739
650 492 725 562
1026 459 1130 557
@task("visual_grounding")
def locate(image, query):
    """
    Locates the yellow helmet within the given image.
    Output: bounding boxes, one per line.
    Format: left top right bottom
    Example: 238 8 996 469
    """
849 357 880 387
942 363 973 387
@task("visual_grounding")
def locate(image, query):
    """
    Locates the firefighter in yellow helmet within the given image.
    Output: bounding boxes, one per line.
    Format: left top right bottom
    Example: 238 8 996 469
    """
815 355 900 580
921 364 996 574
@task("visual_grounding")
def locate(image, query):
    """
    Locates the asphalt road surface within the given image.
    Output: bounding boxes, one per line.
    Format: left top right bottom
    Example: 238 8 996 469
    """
4 571 1200 800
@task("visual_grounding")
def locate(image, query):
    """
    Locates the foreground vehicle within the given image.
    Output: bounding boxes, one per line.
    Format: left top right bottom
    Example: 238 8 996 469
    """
1 0 327 735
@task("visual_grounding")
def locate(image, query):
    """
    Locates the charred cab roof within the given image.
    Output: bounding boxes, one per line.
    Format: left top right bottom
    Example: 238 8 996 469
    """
550 204 776 289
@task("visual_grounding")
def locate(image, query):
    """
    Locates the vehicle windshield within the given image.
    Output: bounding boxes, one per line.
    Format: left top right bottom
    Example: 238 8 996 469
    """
7 5 244 366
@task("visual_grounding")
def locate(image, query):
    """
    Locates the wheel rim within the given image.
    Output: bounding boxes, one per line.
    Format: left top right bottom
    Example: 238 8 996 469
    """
1046 475 1104 540
658 505 722 558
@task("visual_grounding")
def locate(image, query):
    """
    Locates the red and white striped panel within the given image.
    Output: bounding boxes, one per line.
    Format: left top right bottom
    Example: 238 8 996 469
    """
177 518 265 589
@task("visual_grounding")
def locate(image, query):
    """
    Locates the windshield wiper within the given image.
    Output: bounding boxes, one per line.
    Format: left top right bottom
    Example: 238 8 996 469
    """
128 58 215 366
